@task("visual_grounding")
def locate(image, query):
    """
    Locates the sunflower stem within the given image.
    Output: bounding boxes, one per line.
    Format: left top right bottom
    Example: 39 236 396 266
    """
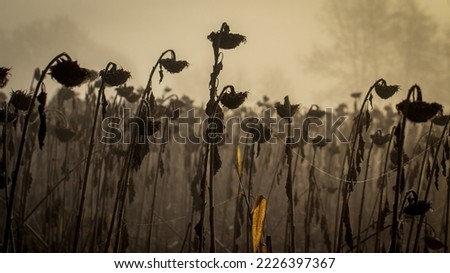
2 52 71 253
73 62 114 252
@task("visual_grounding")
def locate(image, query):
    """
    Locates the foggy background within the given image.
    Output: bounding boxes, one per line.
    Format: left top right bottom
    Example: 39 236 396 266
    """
1 0 450 108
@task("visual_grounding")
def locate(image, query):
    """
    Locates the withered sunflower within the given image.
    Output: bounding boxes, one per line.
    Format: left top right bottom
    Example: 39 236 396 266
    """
207 23 246 50
125 92 141 103
10 90 32 111
220 89 248 109
396 100 442 123
50 59 96 87
100 66 131 86
370 129 390 146
307 104 325 118
350 92 361 99
431 115 450 127
403 200 432 216
374 80 399 99
0 67 11 88
275 96 299 120
159 58 189 73
115 86 134 98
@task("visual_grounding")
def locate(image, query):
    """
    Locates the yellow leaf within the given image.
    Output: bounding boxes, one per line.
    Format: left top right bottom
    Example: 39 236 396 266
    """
251 195 267 252
235 145 243 180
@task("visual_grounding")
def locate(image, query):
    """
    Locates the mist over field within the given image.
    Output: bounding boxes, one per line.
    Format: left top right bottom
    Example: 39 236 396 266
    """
0 0 450 253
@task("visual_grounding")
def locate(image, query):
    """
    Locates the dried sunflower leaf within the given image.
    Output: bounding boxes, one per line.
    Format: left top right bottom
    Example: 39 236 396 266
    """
251 195 267 253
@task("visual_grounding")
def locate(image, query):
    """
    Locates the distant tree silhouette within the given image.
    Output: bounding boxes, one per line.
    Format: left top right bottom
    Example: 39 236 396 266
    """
308 0 446 99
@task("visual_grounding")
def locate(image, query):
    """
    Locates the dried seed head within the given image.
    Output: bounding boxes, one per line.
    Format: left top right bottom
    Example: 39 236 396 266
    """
54 126 76 142
396 100 442 123
0 67 11 88
10 90 32 111
159 58 189 73
390 149 410 165
125 92 140 103
115 86 134 98
100 66 131 86
370 129 390 146
374 81 399 99
351 92 361 99
275 96 299 120
0 109 18 123
403 200 432 216
432 115 450 127
50 59 96 87
307 104 325 118
220 89 248 109
208 23 247 50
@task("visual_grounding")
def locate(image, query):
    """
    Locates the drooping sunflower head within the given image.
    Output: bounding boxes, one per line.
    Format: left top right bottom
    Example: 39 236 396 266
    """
307 104 325 118
396 84 442 123
370 129 391 146
50 59 96 87
220 87 248 109
10 90 32 111
0 67 11 88
275 96 299 120
100 66 131 87
374 79 400 99
159 58 189 74
115 86 134 98
207 22 246 50
431 114 450 127
396 100 442 123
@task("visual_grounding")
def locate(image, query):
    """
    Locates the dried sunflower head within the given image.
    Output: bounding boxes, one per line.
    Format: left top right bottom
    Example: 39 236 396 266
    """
125 92 140 103
374 80 399 99
10 90 32 111
370 129 390 146
350 92 361 99
208 23 246 50
432 115 450 127
396 100 442 123
220 88 248 109
307 104 325 118
403 200 432 216
54 126 76 142
0 67 11 88
50 59 96 87
275 96 299 120
115 86 134 98
396 85 442 123
100 66 131 86
159 58 189 73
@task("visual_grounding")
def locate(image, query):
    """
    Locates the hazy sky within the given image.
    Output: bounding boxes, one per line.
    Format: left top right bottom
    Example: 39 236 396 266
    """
1 0 450 108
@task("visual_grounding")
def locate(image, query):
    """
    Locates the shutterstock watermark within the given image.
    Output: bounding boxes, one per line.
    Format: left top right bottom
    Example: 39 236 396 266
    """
100 107 349 145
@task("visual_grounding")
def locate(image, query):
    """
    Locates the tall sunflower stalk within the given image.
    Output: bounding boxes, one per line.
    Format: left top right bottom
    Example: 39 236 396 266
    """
103 50 188 252
197 22 246 252
2 53 94 252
